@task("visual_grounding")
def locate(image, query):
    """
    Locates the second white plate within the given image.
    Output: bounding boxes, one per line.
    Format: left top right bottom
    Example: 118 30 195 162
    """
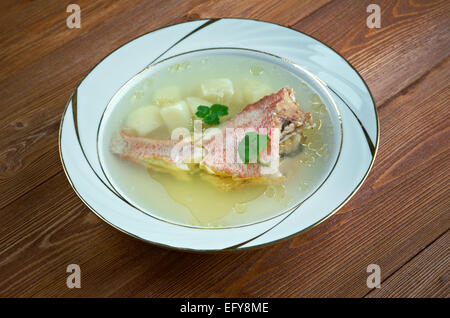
59 18 379 252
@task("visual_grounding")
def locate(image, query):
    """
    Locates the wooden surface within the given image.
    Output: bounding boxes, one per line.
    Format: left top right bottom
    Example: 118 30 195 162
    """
0 0 448 298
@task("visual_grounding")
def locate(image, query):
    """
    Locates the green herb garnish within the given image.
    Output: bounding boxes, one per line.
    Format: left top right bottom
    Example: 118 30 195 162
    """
195 104 228 125
238 132 270 164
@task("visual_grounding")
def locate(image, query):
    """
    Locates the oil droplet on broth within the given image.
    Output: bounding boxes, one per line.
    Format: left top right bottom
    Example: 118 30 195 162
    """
169 60 191 72
312 103 327 116
250 64 264 76
264 186 275 198
310 93 322 105
264 184 287 202
298 182 309 191
233 203 247 214
147 169 267 225
274 183 286 200
144 79 153 88
130 91 144 104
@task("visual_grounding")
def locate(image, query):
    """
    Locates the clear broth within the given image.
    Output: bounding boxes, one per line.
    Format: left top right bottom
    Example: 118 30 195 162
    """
107 53 337 227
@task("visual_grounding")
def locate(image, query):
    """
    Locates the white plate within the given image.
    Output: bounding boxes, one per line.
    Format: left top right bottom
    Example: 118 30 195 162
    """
59 18 379 252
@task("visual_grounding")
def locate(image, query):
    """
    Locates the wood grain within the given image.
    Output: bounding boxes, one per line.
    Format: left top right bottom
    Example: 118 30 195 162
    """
1 57 448 298
367 231 449 298
0 0 202 208
0 0 330 209
185 0 333 25
293 0 450 106
0 0 448 297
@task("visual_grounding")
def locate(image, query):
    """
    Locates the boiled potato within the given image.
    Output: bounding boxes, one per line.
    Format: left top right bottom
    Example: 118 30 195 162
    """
243 80 272 104
125 105 163 136
152 85 181 106
200 78 234 104
185 96 212 115
160 101 192 132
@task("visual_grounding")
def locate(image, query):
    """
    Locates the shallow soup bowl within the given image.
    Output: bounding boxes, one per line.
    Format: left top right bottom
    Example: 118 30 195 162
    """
60 18 378 251
98 47 342 229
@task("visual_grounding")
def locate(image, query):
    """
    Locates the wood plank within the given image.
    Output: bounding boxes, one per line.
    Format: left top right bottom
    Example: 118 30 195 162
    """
0 0 203 208
185 0 332 25
0 0 332 209
0 56 447 297
367 231 449 298
292 0 450 107
0 0 142 82
1 0 448 297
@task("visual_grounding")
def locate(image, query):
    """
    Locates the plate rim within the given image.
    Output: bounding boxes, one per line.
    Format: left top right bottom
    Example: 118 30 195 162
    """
59 17 380 252
96 46 344 230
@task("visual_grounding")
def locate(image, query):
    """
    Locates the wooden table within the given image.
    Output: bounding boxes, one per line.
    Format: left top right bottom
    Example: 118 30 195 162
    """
1 0 448 298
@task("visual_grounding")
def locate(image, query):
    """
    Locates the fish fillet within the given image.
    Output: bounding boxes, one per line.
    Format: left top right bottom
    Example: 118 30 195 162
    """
111 87 311 189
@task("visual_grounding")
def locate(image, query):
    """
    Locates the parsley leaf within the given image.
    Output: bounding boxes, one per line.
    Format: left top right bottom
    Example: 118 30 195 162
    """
195 104 228 126
238 132 270 164
195 105 210 118
210 104 228 116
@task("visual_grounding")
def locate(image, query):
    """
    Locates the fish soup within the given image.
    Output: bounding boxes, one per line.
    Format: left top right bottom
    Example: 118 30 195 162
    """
99 50 341 227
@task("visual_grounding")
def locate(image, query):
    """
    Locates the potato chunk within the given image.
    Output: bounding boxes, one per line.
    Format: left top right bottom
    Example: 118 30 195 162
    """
160 101 192 132
152 85 181 106
185 96 212 116
243 80 272 104
125 105 163 136
200 78 234 104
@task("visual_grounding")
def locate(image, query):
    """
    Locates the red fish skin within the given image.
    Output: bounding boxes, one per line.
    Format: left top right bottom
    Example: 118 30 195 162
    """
111 87 310 179
112 131 193 171
200 87 308 179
